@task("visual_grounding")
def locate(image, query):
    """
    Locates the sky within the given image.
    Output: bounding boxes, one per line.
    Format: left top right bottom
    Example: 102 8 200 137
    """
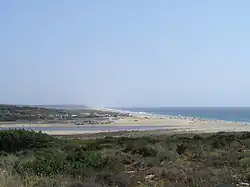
1 0 250 107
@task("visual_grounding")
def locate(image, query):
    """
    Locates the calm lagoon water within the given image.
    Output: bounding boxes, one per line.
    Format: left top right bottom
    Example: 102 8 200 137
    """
0 125 173 132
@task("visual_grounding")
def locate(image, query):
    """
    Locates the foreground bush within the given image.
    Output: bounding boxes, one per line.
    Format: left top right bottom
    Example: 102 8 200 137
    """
1 130 250 186
0 130 56 153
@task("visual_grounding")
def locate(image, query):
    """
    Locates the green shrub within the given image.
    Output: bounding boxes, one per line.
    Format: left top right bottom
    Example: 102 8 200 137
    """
66 149 103 176
3 130 250 186
239 157 250 166
14 153 66 176
176 144 187 155
0 130 56 153
68 181 101 187
122 142 158 157
96 172 132 187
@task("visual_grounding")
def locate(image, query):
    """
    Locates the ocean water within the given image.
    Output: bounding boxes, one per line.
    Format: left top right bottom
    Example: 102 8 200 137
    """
122 107 250 123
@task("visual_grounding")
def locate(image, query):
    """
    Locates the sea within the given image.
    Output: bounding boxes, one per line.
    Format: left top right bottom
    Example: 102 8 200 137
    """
120 107 250 123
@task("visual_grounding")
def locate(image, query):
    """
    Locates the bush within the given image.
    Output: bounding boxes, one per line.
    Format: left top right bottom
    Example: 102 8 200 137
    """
34 179 62 187
123 144 158 157
67 181 101 187
15 147 123 178
239 157 250 167
176 144 187 155
3 130 250 186
96 172 132 187
0 130 56 153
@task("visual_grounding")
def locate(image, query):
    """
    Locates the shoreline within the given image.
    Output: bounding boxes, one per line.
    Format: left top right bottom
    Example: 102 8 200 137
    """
101 107 250 124
1 108 250 135
1 117 250 136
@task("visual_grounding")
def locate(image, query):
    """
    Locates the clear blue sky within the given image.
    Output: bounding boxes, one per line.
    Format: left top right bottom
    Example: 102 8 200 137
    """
1 1 250 107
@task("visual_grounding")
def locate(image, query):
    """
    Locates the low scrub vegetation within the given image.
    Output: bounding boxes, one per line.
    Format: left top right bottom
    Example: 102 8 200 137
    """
1 130 250 186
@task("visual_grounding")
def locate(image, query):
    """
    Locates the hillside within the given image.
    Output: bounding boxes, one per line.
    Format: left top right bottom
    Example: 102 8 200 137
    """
1 130 250 186
0 104 67 121
0 105 121 123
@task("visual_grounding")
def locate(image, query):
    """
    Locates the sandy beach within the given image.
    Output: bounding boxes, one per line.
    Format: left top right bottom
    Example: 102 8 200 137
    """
1 112 250 135
111 114 250 132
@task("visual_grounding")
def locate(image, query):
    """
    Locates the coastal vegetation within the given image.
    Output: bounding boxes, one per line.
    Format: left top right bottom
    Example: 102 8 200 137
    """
1 130 250 186
0 105 121 123
0 105 67 121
